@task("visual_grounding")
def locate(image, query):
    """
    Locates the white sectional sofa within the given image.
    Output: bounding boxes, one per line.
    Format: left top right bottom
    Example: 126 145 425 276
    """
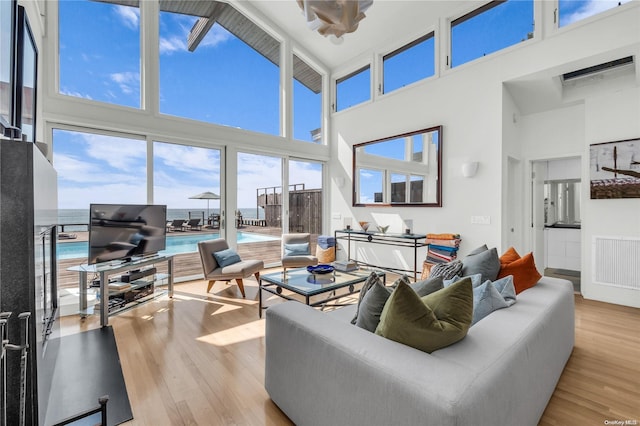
265 276 574 426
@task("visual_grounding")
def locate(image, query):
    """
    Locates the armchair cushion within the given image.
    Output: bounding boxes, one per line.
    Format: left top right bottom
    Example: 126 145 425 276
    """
213 248 242 268
284 242 311 256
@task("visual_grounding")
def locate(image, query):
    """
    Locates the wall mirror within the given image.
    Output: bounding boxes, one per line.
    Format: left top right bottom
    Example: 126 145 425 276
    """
353 125 442 207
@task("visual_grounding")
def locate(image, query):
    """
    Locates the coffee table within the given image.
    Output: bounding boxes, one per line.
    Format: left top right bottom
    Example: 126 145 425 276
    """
258 268 385 318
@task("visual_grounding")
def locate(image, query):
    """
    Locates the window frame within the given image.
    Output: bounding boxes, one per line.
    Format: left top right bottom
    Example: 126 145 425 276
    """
381 31 435 95
334 64 371 113
291 49 325 144
449 0 534 69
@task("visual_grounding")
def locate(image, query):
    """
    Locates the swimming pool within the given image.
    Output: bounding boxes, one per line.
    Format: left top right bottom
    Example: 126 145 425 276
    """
57 232 280 260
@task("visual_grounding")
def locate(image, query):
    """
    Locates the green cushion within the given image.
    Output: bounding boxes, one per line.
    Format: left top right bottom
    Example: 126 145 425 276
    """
375 277 473 353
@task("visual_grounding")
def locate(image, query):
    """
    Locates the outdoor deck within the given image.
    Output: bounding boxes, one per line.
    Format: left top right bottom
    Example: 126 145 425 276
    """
57 225 319 290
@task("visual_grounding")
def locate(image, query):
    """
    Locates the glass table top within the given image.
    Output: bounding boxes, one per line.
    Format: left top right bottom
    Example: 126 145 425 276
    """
260 267 384 297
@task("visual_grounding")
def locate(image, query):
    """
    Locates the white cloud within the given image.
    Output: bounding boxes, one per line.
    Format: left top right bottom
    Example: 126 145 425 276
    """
114 5 139 30
59 88 93 100
200 25 233 48
562 0 630 26
159 36 187 54
160 19 232 55
54 153 134 185
59 183 147 209
81 133 147 172
154 143 220 174
110 71 139 95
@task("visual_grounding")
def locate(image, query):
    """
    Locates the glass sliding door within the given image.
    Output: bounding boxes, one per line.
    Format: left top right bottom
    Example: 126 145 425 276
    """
153 141 222 280
289 159 323 235
236 152 283 267
289 159 324 262
52 128 147 291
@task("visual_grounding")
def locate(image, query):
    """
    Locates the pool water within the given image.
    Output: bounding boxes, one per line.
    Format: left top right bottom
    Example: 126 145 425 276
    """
57 232 280 260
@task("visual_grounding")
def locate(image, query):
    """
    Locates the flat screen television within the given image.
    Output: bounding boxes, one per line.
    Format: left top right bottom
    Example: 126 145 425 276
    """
88 204 167 265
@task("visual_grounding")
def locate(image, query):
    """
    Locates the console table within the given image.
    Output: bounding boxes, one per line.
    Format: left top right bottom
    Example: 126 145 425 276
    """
334 230 427 280
68 255 174 327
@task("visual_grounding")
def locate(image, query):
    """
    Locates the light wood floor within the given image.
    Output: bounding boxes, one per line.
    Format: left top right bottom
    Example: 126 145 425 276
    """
59 275 640 426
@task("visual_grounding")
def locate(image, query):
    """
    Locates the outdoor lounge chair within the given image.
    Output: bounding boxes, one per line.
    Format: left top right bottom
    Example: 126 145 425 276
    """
281 233 318 273
167 219 186 232
184 218 202 231
197 238 263 298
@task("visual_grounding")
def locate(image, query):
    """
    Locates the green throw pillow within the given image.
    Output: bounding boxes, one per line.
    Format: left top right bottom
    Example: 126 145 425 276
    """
375 277 473 353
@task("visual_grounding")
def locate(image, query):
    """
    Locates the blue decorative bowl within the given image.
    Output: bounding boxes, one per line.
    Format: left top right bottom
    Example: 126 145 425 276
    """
307 264 334 274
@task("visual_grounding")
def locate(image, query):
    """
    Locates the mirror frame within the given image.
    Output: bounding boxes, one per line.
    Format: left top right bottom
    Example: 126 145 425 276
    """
352 125 442 207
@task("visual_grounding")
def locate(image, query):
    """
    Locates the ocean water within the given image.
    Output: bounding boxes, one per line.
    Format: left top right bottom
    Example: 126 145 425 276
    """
58 208 263 231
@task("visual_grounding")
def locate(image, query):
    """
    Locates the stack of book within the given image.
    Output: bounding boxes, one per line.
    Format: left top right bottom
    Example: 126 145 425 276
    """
333 260 358 272
425 233 461 264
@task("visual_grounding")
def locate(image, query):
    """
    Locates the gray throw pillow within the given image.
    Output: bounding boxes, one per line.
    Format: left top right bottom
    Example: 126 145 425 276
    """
354 279 393 332
468 244 488 256
351 272 383 324
410 275 444 297
461 247 500 282
429 260 463 280
444 273 483 288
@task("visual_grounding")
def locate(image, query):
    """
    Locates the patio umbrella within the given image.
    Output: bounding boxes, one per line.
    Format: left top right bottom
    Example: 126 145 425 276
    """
189 191 220 223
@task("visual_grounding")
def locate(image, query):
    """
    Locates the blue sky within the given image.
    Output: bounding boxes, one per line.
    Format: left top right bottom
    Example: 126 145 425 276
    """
54 0 625 209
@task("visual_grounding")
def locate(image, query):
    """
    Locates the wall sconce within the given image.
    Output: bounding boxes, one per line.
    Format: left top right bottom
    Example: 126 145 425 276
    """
462 162 479 178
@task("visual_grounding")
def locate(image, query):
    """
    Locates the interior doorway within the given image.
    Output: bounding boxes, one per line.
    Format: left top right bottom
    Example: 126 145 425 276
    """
530 156 582 294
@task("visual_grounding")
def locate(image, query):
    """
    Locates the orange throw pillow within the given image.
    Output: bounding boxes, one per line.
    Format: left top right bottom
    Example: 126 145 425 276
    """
500 246 521 265
497 252 541 294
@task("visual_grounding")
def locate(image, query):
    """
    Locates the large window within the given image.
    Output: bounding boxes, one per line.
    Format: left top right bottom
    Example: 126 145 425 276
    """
383 32 435 94
559 0 632 27
159 4 280 136
451 0 533 68
153 142 222 229
293 54 322 143
336 65 370 112
59 0 140 108
53 128 147 231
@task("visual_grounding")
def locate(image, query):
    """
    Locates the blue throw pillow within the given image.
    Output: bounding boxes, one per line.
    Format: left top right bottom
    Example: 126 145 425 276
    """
490 275 517 307
213 248 241 268
472 280 509 325
284 242 310 256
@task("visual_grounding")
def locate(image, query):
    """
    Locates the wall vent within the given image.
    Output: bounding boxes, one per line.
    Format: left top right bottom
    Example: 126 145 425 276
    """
592 236 640 291
562 56 634 82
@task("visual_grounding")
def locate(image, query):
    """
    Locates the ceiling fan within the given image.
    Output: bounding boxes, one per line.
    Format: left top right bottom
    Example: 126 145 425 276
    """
297 0 373 40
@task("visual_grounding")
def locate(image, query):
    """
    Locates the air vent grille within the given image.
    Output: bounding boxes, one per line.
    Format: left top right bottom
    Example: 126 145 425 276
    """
562 56 634 81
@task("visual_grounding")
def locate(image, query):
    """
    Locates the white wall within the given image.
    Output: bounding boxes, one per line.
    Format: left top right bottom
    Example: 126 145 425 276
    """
581 87 640 307
329 2 640 307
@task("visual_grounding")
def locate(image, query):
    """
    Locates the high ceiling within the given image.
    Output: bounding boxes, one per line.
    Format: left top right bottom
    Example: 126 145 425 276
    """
243 1 483 71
